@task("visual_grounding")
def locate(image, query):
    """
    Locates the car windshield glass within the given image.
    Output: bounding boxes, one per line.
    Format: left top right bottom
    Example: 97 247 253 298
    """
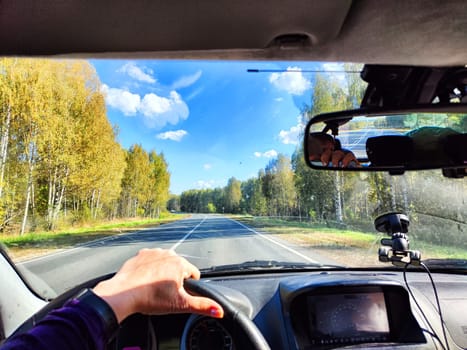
0 59 466 298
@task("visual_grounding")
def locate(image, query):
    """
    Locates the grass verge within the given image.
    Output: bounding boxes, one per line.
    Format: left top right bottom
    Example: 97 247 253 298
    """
234 215 467 266
0 214 187 261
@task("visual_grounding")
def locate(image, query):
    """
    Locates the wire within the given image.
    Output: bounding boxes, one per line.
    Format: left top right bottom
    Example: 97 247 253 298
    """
247 69 362 73
420 262 450 350
403 263 447 350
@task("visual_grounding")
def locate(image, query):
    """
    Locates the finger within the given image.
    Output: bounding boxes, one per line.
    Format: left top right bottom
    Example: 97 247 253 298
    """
342 153 361 168
341 153 355 167
331 151 345 167
181 259 201 280
321 149 332 166
183 293 225 319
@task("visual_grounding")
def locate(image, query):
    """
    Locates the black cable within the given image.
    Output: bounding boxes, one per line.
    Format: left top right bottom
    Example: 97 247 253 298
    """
403 263 446 350
420 262 450 350
247 69 361 73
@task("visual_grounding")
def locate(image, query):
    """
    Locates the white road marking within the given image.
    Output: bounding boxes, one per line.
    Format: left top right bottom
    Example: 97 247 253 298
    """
179 254 209 260
228 217 319 264
21 219 199 264
170 216 207 251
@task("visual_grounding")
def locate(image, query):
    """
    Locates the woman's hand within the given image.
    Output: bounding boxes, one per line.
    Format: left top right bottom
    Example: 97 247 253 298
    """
324 149 361 168
93 248 224 323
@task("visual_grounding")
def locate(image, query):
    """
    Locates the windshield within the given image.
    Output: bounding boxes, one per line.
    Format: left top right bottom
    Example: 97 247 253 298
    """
0 59 465 297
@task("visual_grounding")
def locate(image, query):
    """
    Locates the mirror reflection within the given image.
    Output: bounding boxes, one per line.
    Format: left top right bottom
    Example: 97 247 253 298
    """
306 112 467 171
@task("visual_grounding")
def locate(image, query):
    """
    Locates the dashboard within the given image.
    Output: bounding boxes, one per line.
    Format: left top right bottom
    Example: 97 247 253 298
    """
108 270 467 350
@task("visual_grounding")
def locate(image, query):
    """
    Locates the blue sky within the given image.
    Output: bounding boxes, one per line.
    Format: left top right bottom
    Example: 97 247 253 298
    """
90 60 342 194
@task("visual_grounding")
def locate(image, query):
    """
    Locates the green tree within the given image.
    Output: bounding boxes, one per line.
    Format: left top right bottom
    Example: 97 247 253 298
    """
292 149 335 221
146 151 170 218
224 177 242 213
265 154 296 217
167 195 180 212
0 58 170 233
120 145 152 217
206 202 216 213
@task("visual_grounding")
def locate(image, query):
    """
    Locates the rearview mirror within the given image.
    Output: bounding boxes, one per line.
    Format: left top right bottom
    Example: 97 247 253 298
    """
304 106 467 176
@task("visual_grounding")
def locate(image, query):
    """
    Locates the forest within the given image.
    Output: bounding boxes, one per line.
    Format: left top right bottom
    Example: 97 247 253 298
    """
175 67 467 248
0 59 170 234
1 58 465 249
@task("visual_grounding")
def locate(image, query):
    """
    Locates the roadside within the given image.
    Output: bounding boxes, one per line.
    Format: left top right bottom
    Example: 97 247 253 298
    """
0 214 188 261
233 215 382 267
233 215 467 266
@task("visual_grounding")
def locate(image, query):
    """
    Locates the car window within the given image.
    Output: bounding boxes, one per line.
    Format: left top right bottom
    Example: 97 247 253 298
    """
0 58 465 297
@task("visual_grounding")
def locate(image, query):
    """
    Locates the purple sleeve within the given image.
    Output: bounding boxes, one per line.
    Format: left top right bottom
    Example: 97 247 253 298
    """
0 299 108 350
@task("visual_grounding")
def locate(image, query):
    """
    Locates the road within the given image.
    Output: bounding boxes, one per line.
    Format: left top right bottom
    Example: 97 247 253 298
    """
338 129 403 158
20 215 328 295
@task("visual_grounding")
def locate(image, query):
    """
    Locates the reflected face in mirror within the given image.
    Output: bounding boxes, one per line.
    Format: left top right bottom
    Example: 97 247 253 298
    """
308 133 335 162
308 132 360 168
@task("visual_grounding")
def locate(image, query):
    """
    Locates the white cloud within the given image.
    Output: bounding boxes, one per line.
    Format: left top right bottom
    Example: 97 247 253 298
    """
279 126 302 145
101 84 141 116
275 97 284 102
140 94 173 115
195 180 216 189
279 116 305 145
156 130 188 142
102 85 189 129
186 87 204 101
269 67 311 95
254 150 278 158
118 62 156 83
139 91 189 128
203 163 212 170
171 70 202 90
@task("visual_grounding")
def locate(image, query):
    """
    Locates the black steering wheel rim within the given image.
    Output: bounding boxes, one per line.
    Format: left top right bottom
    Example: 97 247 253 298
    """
184 278 271 350
10 275 271 350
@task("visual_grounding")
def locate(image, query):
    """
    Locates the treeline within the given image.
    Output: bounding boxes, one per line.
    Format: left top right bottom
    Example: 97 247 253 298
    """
0 59 169 234
177 66 467 247
177 154 466 247
177 155 296 217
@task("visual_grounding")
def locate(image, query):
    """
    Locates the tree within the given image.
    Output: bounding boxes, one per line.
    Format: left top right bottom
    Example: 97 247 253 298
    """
265 154 296 217
292 149 335 221
249 177 267 216
120 145 152 217
0 58 169 233
147 151 170 218
241 177 267 215
206 202 216 213
224 177 242 213
167 195 180 212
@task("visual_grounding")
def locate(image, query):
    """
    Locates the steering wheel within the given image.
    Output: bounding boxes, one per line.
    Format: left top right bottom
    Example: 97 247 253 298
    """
184 279 271 350
9 275 270 350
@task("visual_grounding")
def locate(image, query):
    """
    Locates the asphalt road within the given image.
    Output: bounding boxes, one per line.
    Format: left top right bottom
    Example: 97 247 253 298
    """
20 215 326 295
338 129 403 158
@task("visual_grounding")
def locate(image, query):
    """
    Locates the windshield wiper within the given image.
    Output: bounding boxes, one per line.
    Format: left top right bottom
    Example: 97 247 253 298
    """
200 260 344 275
422 259 467 270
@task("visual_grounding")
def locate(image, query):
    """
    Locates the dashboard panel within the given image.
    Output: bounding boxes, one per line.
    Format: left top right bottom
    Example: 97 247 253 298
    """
306 291 390 343
107 270 467 350
286 285 424 349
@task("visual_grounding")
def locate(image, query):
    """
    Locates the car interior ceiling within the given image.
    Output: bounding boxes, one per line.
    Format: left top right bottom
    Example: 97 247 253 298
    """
0 0 467 66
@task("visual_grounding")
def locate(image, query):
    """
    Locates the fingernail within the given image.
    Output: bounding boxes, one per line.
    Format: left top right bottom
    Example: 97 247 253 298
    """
210 307 222 318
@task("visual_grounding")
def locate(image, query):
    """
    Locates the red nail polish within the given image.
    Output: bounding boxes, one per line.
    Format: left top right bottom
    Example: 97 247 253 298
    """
210 307 221 318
